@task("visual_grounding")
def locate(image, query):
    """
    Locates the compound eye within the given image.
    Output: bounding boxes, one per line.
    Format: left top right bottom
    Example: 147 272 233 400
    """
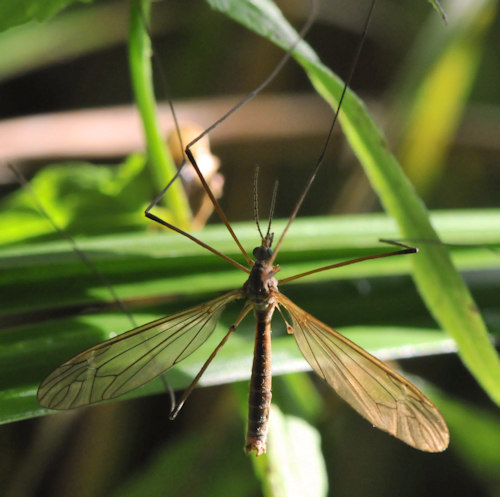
252 247 264 260
253 246 273 261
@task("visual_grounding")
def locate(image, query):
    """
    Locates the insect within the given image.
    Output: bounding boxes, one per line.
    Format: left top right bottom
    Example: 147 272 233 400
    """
37 0 449 455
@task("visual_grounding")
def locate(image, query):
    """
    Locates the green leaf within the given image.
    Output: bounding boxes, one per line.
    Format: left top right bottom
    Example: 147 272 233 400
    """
2 210 498 317
0 156 151 244
207 0 500 405
0 3 130 81
0 0 92 32
426 0 448 23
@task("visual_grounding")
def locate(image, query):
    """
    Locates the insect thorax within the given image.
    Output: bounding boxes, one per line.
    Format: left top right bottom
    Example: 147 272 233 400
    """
243 258 278 311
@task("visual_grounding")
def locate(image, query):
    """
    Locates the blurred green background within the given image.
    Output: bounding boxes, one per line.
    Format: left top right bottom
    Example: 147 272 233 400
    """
0 0 499 496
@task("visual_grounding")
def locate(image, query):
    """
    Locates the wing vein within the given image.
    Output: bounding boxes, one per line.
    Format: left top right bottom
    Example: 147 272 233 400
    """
38 290 243 409
276 291 449 452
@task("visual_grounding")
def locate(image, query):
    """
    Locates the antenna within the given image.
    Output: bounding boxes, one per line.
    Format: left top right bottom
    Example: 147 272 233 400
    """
266 181 279 240
253 167 265 241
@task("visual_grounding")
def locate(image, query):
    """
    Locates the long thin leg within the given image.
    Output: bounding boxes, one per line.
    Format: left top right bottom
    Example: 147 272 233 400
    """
279 241 417 285
183 1 319 265
145 1 320 267
169 302 253 419
145 200 250 273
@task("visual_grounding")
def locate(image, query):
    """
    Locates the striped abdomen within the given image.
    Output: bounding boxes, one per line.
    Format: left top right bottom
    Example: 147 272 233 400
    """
245 307 274 455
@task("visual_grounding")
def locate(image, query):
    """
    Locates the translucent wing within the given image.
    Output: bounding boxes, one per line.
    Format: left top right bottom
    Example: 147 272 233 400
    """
38 290 243 410
276 292 449 452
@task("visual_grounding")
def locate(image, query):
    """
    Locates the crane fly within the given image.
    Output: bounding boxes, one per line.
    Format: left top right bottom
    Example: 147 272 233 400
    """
37 231 449 454
37 0 449 455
